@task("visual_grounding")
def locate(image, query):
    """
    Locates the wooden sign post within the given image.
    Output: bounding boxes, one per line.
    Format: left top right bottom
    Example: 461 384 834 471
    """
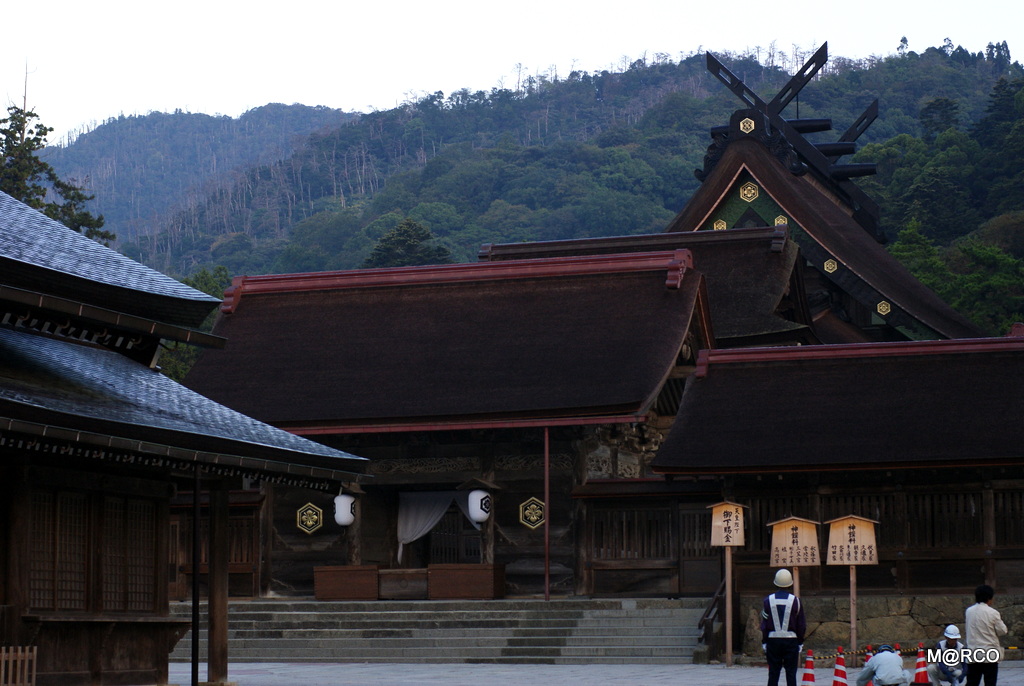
708 501 747 667
826 515 879 665
767 516 820 597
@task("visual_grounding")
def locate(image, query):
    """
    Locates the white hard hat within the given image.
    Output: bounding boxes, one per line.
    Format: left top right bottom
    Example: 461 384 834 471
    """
774 569 794 588
944 625 961 639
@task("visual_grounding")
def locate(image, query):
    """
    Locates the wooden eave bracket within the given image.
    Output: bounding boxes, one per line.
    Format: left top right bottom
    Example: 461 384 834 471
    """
770 226 788 253
220 276 247 314
665 249 694 289
694 349 711 378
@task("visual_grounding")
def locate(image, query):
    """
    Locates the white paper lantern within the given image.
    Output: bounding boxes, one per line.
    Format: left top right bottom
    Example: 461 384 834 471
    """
334 494 355 526
467 489 491 523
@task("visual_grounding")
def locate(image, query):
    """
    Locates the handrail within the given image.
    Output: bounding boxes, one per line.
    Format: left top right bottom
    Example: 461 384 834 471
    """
697 578 726 645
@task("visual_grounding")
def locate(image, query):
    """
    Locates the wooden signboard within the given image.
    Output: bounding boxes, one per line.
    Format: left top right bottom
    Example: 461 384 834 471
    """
708 501 747 668
768 516 820 567
709 501 746 547
825 515 879 665
826 515 879 565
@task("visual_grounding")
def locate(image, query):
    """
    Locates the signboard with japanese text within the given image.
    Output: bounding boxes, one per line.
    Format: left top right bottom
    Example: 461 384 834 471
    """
826 515 878 565
768 517 820 567
708 501 746 547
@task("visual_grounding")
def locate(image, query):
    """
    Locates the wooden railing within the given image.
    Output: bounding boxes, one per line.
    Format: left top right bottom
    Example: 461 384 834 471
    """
0 646 37 686
697 579 726 650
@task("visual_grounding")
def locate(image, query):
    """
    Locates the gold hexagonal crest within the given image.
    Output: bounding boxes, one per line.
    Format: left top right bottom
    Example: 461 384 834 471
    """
713 219 727 231
297 503 323 534
739 117 756 134
775 215 788 226
519 497 545 530
739 182 759 203
824 259 838 274
877 301 892 316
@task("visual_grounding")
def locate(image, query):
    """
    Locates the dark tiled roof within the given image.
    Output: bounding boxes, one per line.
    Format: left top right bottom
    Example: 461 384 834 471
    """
651 337 1024 474
0 191 218 328
479 228 810 344
186 255 706 431
0 326 366 475
662 139 982 340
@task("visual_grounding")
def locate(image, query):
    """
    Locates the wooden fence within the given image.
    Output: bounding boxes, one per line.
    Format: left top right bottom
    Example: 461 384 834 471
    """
0 646 36 686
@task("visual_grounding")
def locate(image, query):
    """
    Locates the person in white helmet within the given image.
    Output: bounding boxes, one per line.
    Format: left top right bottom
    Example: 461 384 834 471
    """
856 644 910 686
760 568 805 686
928 624 967 685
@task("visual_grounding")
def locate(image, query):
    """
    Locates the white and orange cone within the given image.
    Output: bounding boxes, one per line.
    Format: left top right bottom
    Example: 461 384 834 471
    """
801 649 816 684
913 642 929 684
831 646 849 686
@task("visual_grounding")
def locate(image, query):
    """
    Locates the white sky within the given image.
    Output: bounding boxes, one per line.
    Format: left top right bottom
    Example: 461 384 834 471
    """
5 0 1020 144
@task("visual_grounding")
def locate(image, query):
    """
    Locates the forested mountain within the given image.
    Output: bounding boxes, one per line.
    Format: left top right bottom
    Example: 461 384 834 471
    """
44 104 356 246
43 40 1024 334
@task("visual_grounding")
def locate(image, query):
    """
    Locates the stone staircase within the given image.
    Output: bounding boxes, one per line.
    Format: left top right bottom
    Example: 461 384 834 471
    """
169 598 705 664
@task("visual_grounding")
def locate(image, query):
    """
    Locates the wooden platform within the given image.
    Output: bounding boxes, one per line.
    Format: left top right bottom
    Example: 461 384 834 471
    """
313 564 505 601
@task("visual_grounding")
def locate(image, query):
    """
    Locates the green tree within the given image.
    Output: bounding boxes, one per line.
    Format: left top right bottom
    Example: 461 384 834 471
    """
159 266 233 381
887 221 961 304
0 105 112 242
362 218 453 268
945 239 1024 334
890 223 1024 334
919 97 960 142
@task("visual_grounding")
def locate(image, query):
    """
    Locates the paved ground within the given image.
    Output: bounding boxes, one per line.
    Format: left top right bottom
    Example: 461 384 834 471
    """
170 660 1024 686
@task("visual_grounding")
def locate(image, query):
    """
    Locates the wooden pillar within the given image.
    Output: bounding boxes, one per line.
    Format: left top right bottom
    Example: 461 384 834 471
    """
850 565 858 666
259 482 275 597
482 503 495 565
191 468 201 686
3 466 29 644
207 480 230 684
482 448 496 566
348 496 363 566
983 486 996 585
544 427 550 601
724 545 734 667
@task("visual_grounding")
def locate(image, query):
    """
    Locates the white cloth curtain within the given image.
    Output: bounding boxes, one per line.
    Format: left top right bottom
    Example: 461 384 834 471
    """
397 491 455 563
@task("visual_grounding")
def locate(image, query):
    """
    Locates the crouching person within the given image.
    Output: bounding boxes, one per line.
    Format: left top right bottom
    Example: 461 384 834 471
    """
928 625 967 685
857 644 910 686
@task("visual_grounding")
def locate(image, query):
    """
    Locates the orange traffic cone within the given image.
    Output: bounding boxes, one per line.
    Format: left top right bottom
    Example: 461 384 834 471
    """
831 646 849 686
863 646 874 686
913 642 929 683
801 649 816 684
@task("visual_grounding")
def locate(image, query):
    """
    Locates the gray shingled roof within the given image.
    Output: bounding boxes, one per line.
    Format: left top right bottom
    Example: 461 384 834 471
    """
0 191 219 327
0 326 366 475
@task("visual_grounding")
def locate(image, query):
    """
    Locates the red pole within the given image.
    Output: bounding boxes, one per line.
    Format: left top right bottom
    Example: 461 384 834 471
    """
544 426 550 601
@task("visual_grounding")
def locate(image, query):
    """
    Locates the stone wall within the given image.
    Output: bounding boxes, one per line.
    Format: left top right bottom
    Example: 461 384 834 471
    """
741 594 1024 658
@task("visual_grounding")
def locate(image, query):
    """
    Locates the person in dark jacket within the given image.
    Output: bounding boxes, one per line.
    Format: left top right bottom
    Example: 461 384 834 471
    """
760 568 806 686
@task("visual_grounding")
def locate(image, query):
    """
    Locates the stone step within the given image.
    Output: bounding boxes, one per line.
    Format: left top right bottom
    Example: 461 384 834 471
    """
182 630 696 647
180 646 697 660
214 622 704 630
221 628 699 640
175 598 706 610
175 611 703 623
170 598 704 664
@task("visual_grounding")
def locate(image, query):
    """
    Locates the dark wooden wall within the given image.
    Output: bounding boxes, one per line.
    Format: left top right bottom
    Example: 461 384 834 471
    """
2 455 186 686
727 469 1024 595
